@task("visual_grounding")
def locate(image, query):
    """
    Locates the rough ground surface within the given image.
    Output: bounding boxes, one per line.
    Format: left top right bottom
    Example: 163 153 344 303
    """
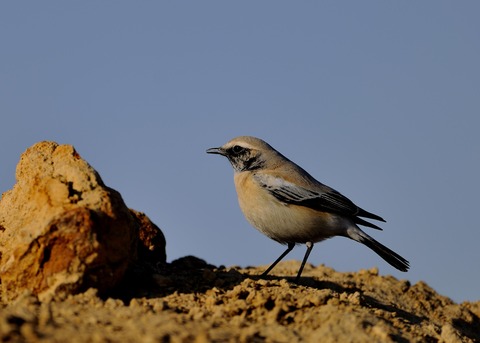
1 257 479 343
1 142 478 342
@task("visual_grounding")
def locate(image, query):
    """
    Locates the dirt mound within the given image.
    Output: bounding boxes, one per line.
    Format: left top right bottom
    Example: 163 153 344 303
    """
1 143 478 341
1 257 478 342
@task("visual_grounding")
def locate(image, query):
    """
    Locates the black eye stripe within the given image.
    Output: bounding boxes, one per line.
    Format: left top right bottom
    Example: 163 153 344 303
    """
230 145 247 154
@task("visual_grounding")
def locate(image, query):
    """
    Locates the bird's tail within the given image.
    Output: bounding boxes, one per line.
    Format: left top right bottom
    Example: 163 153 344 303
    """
347 227 410 272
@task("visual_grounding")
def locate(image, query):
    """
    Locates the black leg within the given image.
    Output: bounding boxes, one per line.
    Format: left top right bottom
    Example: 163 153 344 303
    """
295 242 314 283
261 242 295 277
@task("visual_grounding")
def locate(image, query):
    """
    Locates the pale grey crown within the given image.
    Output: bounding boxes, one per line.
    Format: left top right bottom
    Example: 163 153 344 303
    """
207 136 282 172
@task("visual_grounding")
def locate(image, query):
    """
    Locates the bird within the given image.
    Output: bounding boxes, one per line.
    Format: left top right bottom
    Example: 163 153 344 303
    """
206 136 409 282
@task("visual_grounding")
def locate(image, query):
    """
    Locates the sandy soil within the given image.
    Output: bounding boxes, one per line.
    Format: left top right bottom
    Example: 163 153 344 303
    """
1 256 479 342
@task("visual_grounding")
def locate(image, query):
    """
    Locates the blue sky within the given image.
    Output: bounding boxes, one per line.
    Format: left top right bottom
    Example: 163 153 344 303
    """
1 2 479 303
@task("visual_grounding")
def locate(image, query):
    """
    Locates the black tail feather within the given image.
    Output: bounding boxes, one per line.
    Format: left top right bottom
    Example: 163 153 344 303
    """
353 230 410 272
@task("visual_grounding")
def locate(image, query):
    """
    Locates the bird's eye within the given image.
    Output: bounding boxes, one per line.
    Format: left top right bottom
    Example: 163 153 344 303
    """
231 145 245 154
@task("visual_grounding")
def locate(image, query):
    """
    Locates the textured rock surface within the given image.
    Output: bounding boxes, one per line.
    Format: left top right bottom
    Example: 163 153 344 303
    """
0 141 165 302
131 209 166 265
0 259 478 342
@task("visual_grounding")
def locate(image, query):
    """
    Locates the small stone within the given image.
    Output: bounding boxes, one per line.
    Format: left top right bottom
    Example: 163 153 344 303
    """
440 324 463 343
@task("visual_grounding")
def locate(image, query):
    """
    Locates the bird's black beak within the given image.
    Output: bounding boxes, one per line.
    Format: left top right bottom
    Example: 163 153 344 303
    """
206 147 227 156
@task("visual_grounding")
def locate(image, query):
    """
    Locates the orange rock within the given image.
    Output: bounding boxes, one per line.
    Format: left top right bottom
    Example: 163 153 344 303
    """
0 141 165 302
131 209 167 264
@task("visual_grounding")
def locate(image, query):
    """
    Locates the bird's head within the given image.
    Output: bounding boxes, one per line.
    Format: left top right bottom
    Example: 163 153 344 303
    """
207 136 281 173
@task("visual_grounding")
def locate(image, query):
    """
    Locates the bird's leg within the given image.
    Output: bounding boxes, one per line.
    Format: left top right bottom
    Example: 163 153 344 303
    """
261 242 295 277
295 242 314 283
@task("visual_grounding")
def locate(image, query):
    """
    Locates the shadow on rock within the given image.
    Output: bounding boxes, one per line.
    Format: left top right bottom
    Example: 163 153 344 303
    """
107 256 248 302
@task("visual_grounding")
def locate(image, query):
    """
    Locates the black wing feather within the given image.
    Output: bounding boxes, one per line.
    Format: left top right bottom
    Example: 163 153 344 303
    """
254 174 384 230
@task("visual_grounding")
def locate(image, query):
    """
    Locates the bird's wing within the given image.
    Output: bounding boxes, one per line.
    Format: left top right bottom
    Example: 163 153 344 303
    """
253 173 384 229
254 173 358 214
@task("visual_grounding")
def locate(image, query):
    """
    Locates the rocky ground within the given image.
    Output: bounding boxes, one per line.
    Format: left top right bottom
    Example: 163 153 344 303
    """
1 257 479 343
1 142 479 342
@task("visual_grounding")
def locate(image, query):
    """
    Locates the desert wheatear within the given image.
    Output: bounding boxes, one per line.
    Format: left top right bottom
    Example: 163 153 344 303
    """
207 136 409 281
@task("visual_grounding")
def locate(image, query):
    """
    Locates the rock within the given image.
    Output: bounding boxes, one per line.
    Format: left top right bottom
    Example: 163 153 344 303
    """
131 210 166 265
0 141 166 302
